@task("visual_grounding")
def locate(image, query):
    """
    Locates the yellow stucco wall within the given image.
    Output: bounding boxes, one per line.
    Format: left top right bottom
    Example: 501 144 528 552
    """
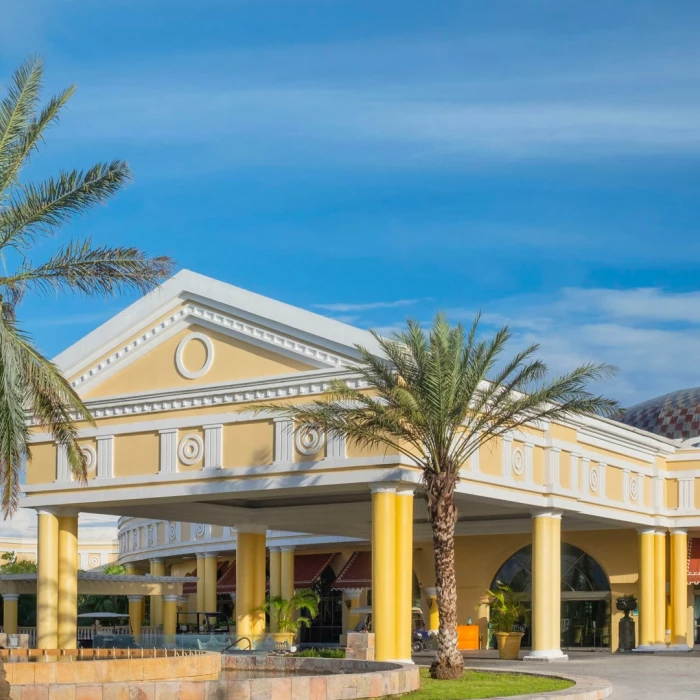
114 431 159 477
26 443 56 485
84 323 316 399
222 421 273 468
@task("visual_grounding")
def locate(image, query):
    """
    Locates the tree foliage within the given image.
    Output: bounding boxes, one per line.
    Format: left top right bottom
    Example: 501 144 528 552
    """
0 57 174 515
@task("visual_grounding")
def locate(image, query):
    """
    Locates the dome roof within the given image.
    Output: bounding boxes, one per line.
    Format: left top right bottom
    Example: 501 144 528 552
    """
618 387 700 444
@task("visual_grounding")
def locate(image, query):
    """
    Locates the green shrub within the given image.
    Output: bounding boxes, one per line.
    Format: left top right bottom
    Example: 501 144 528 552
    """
293 648 345 658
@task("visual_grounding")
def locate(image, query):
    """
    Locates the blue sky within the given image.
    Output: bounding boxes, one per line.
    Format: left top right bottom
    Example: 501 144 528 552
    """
3 0 700 406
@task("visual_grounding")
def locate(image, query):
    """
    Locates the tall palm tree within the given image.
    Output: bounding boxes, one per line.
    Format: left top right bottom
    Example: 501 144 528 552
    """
0 57 173 516
256 314 617 679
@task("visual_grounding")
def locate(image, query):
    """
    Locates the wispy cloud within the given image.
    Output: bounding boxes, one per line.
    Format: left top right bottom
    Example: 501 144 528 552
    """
455 287 700 406
314 298 422 312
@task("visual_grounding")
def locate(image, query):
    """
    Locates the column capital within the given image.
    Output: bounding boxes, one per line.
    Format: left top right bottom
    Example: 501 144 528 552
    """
2 593 19 601
669 528 688 536
654 529 668 536
163 594 180 603
396 485 416 497
204 552 219 559
235 525 268 535
370 484 397 495
637 527 657 536
280 545 296 553
531 509 563 520
422 586 437 597
269 546 281 553
127 595 144 603
150 557 164 564
343 588 362 600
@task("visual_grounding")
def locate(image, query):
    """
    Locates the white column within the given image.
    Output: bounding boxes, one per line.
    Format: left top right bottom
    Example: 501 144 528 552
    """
273 418 294 463
204 424 223 470
501 435 512 478
159 429 178 473
56 443 70 482
545 447 561 490
569 453 580 494
96 435 114 479
327 433 346 459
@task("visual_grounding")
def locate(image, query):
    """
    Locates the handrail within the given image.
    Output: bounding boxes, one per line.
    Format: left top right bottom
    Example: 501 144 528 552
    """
223 636 252 652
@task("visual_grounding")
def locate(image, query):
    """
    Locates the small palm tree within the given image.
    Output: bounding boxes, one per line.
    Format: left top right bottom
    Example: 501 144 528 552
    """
0 57 173 516
259 589 320 635
255 314 617 679
487 582 528 634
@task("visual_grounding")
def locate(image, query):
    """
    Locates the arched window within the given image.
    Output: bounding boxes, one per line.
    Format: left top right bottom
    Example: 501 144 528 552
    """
491 544 610 594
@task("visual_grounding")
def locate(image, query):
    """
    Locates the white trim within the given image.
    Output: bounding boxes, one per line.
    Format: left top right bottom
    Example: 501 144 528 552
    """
159 429 178 473
96 436 114 479
175 332 215 379
178 434 204 466
295 426 326 456
203 425 223 470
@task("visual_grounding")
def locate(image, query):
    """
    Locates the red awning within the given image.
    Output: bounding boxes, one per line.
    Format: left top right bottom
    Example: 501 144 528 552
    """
294 553 336 587
688 538 700 584
217 561 236 593
182 569 197 595
332 551 371 590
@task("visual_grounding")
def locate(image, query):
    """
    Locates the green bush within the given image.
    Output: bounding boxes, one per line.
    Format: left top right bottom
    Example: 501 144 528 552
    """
293 648 345 658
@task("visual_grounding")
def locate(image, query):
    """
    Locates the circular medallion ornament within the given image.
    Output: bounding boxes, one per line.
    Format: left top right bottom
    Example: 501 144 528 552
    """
169 523 177 541
589 466 599 492
178 434 204 465
629 477 638 501
295 426 325 456
512 448 525 476
88 554 101 569
195 523 206 537
81 445 97 475
175 332 215 379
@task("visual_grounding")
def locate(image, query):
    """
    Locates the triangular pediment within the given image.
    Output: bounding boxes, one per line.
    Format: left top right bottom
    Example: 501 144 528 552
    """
56 270 380 400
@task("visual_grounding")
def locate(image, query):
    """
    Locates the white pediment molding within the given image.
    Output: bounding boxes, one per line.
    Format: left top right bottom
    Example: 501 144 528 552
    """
69 302 354 394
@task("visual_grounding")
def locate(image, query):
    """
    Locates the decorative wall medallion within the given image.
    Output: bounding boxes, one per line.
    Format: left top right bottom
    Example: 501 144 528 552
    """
147 525 154 545
132 530 139 549
175 332 215 379
88 554 101 569
195 523 206 538
178 434 204 465
589 466 599 492
629 477 638 502
169 523 177 541
295 426 325 456
81 445 97 475
511 448 525 476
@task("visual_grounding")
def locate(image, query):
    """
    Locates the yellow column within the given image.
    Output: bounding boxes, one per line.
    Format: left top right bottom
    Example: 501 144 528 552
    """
637 528 656 649
37 510 59 649
236 530 267 638
654 530 667 648
163 595 179 637
128 596 143 637
525 511 566 660
149 558 165 627
204 553 219 623
252 534 266 635
424 587 439 633
196 554 207 624
345 589 362 631
371 486 396 662
669 529 690 650
57 515 78 649
395 487 414 662
269 547 281 632
2 594 19 635
281 547 295 601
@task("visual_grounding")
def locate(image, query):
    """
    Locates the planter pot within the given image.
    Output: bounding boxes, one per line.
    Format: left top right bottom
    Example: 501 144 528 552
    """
270 632 296 647
494 632 524 660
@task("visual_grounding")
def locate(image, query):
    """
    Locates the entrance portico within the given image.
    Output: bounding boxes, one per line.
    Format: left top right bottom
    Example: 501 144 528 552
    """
19 271 700 657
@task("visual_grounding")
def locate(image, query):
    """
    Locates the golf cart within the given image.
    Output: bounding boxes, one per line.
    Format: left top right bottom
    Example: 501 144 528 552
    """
77 612 135 648
353 606 431 652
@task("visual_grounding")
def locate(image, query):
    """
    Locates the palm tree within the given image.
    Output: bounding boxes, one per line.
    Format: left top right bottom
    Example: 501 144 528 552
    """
0 57 173 516
259 589 321 636
255 314 617 679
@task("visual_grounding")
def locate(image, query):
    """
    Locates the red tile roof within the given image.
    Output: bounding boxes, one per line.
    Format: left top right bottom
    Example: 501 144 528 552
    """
294 553 336 587
688 538 700 584
332 551 371 590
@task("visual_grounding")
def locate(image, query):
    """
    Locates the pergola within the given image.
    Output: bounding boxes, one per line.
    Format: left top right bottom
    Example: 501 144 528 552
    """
0 573 196 638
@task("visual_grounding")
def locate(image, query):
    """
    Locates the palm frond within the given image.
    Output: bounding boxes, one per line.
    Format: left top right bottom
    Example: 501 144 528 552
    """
0 161 132 252
3 238 174 301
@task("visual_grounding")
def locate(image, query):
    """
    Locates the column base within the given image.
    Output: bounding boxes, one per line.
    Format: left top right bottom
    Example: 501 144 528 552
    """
389 659 415 665
632 645 656 653
523 650 568 663
667 644 692 652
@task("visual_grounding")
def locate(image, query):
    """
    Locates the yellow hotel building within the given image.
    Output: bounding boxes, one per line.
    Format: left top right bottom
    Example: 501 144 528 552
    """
14 270 700 660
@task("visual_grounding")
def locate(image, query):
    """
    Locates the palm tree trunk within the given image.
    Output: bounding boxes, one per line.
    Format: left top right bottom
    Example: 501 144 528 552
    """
0 661 10 699
425 470 464 680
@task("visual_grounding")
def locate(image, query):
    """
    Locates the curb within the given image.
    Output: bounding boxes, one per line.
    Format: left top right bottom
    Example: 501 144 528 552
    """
464 666 612 700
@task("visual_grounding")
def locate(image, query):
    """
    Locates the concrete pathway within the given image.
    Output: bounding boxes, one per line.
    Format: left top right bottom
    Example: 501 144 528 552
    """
413 650 700 699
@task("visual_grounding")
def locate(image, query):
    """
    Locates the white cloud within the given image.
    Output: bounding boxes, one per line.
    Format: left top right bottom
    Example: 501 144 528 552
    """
0 509 117 541
314 299 421 312
460 287 700 406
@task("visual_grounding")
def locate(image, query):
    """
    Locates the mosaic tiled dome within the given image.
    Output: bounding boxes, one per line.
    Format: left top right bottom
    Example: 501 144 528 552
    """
619 387 700 443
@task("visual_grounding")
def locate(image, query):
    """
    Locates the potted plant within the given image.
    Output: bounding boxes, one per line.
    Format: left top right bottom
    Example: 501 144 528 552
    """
258 588 320 647
615 595 638 616
487 582 528 660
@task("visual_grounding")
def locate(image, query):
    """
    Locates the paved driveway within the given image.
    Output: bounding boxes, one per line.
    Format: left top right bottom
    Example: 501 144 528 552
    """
413 650 700 699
